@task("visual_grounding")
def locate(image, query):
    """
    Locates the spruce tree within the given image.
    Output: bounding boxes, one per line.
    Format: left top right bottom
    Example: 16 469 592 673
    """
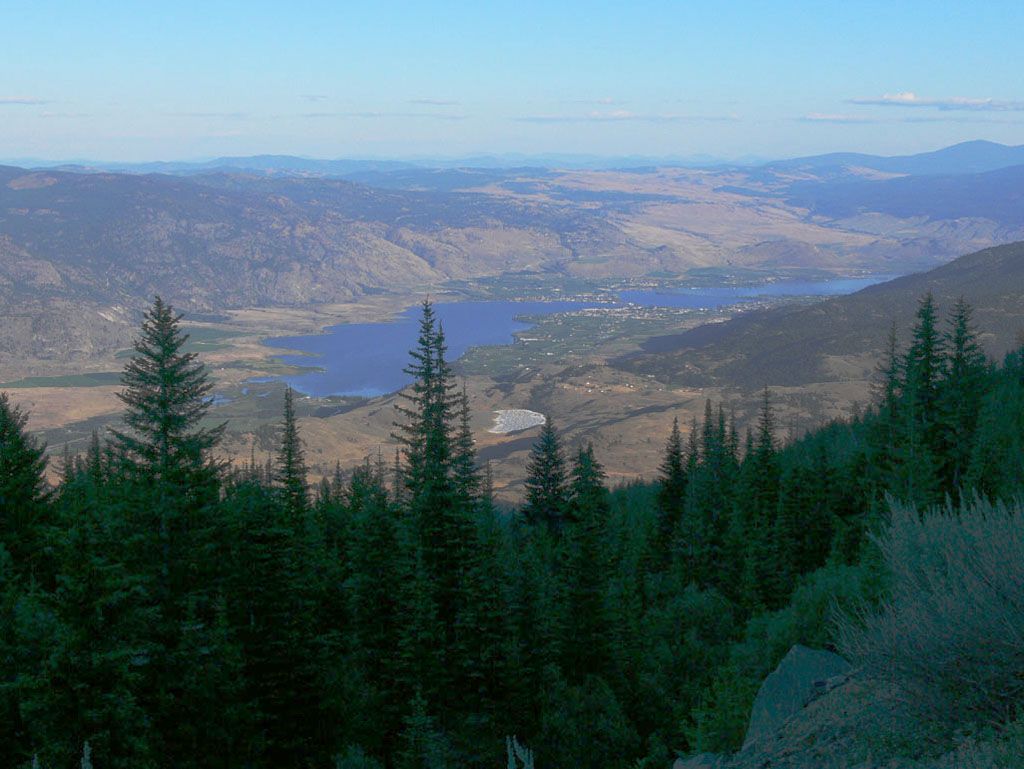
392 303 471 728
275 386 310 518
109 296 240 764
688 401 737 589
939 297 987 495
562 444 611 681
736 388 780 609
111 296 224 491
345 463 404 758
451 382 481 505
522 417 569 533
868 321 903 494
895 292 945 506
655 417 686 561
0 392 50 577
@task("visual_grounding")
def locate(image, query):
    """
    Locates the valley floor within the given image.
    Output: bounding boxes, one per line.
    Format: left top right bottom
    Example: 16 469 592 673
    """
7 276 876 499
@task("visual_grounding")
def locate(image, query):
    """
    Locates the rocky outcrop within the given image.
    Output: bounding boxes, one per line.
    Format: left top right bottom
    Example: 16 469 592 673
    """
742 644 852 750
673 752 726 769
674 645 1015 769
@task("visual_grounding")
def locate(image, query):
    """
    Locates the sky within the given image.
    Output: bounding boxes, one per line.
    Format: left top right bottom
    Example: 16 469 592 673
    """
2 0 1024 162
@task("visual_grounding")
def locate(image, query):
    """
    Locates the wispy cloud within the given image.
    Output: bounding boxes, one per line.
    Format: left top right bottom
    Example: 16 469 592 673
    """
566 97 624 106
167 111 249 119
0 96 50 105
799 111 1024 125
300 94 328 102
301 111 467 121
515 110 738 124
799 113 881 124
39 111 91 119
849 91 1024 111
408 98 460 106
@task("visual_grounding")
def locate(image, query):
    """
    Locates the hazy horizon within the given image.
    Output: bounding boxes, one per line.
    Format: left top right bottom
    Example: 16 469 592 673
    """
4 1 1024 162
3 137 1021 171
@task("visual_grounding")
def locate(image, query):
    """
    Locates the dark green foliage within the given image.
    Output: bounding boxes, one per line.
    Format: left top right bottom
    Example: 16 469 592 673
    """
966 348 1024 498
939 297 988 494
655 417 686 561
0 392 49 578
537 675 639 769
111 295 224 493
275 387 310 518
3 293 1022 768
522 416 569 533
561 445 611 681
891 292 945 507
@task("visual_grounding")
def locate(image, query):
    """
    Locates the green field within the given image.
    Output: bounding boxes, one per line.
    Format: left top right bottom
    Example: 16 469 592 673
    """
0 372 123 388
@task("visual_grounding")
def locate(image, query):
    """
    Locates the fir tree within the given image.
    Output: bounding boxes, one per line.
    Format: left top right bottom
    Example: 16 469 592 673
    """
396 690 452 769
522 417 569 533
452 382 481 506
939 297 988 495
895 292 945 506
0 392 50 577
562 444 611 681
736 388 780 609
655 417 686 561
275 386 310 518
868 321 903 494
109 296 239 764
345 464 404 758
111 296 224 491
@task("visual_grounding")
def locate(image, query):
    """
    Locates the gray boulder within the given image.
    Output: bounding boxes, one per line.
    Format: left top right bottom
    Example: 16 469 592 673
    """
672 753 725 769
742 644 851 749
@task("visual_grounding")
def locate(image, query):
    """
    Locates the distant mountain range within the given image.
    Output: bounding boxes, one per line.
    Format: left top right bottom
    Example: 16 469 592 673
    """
8 140 1024 181
617 240 1024 390
766 140 1024 178
7 152 751 176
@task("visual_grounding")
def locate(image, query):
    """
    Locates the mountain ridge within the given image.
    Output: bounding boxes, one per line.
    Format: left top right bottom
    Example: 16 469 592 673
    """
766 139 1024 177
615 240 1024 390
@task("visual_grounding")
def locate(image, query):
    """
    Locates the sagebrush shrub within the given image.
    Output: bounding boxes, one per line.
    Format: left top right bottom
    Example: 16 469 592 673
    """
839 498 1024 732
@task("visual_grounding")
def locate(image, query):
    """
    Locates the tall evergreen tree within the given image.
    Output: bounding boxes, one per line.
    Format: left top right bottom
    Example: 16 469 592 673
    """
939 297 988 494
894 292 945 506
451 383 482 506
391 303 476 736
109 296 241 765
0 392 50 577
344 464 404 758
522 417 569 533
562 444 611 681
736 388 780 610
275 386 310 518
111 296 224 491
655 417 686 561
868 321 903 494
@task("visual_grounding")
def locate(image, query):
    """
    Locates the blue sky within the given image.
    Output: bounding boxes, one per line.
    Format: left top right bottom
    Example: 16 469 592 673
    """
2 0 1023 161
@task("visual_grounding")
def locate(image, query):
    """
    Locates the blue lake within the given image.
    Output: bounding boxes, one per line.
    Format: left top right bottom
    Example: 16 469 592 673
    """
264 276 891 397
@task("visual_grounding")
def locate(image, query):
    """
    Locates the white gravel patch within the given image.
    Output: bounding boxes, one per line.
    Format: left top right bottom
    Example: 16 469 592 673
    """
489 409 546 434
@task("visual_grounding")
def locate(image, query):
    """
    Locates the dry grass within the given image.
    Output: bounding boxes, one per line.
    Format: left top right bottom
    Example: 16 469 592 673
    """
5 386 122 430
